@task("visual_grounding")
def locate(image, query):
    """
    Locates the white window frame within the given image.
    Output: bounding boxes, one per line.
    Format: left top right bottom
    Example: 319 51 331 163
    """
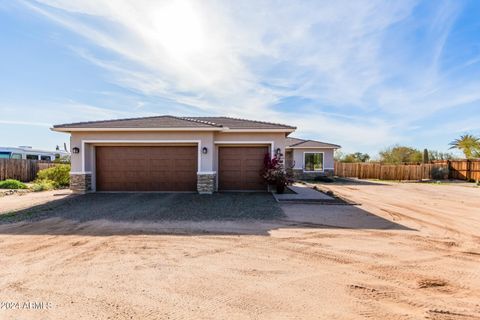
303 151 324 173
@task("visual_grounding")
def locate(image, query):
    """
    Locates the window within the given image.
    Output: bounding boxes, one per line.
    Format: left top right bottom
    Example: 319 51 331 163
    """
40 155 52 161
26 154 39 160
304 152 324 172
0 152 10 159
11 153 22 159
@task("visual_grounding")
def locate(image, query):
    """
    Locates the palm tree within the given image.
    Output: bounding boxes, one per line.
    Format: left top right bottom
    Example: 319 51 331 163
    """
449 134 480 159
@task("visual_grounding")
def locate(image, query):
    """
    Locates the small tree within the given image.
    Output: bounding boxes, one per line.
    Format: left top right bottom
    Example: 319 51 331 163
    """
428 150 457 161
342 152 370 163
449 134 480 159
379 145 423 164
334 150 344 161
262 153 292 194
423 149 429 163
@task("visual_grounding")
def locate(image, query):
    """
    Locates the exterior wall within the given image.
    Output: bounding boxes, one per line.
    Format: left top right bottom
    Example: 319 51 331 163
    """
289 147 335 180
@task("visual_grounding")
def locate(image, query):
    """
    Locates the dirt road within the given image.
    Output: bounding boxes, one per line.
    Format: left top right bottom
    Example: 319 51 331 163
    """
0 182 479 319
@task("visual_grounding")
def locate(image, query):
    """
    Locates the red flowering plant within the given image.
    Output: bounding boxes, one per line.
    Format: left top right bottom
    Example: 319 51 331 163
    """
262 153 292 194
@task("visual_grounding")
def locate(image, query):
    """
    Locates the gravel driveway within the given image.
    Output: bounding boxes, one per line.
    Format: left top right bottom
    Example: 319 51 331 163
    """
0 192 284 224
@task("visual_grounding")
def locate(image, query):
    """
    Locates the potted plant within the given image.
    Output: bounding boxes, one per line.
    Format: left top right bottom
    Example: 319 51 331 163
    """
262 153 292 194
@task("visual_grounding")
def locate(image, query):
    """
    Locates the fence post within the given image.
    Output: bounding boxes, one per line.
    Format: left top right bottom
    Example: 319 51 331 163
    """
447 160 451 179
466 159 471 181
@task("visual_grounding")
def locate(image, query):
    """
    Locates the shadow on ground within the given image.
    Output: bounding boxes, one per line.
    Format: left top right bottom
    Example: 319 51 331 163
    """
0 193 413 236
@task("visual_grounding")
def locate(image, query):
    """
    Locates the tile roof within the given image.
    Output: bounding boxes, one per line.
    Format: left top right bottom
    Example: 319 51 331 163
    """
53 115 295 130
188 116 295 129
53 115 217 129
286 137 341 149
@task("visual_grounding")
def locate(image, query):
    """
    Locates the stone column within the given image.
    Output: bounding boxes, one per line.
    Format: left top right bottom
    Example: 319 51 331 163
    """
70 173 92 193
197 172 216 194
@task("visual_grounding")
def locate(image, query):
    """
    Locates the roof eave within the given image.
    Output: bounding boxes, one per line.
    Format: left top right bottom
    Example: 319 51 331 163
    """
51 127 225 133
222 128 296 133
51 127 295 133
286 145 341 149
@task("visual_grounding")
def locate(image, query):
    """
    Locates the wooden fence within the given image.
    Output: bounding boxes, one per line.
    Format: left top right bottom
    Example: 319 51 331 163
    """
433 160 480 181
334 162 449 181
334 160 480 181
0 159 58 182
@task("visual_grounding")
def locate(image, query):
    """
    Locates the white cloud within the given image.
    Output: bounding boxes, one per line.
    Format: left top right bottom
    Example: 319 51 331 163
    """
0 120 51 127
0 101 153 126
18 0 476 153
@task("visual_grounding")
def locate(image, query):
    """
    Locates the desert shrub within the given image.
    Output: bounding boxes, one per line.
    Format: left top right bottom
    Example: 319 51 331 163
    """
0 179 27 189
36 164 70 188
31 179 56 192
431 167 449 180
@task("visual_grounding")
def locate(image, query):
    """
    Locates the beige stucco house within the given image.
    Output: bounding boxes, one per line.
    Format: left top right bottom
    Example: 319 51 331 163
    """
52 116 340 193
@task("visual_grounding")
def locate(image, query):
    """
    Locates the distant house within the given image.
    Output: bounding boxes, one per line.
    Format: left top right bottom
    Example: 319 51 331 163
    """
52 115 340 193
0 146 69 161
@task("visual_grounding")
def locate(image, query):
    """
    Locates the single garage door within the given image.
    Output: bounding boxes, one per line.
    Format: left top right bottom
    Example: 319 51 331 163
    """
218 146 268 191
96 146 197 191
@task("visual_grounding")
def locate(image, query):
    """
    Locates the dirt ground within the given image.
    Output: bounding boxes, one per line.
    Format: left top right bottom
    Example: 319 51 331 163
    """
0 189 72 214
0 181 479 319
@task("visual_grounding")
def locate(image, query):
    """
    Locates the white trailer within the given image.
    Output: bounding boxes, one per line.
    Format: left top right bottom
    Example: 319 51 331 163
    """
0 146 70 161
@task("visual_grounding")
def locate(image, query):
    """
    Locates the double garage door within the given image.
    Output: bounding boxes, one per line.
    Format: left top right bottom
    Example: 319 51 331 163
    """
96 146 197 192
95 145 268 192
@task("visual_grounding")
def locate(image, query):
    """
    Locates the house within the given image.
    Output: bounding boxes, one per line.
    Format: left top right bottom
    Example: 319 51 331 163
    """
285 137 340 180
52 116 340 193
0 146 69 161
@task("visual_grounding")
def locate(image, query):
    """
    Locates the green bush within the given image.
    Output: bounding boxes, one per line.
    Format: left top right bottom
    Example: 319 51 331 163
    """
0 179 28 189
31 179 56 192
36 164 70 188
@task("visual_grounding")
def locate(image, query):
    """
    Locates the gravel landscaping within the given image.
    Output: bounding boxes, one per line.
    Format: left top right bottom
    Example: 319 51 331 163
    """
0 192 284 223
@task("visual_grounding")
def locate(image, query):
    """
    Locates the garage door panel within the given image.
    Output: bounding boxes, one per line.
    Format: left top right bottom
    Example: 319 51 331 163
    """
218 146 268 191
175 159 196 169
245 159 263 168
220 159 242 167
150 159 172 169
150 170 171 177
245 170 263 179
96 146 197 191
221 171 238 179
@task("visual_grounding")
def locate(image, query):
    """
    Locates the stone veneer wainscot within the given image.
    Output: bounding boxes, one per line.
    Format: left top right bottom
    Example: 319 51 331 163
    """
70 173 92 193
292 169 334 180
197 173 216 194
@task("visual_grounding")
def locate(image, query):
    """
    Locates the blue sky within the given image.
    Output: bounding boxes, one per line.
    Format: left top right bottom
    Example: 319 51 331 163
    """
1 0 479 157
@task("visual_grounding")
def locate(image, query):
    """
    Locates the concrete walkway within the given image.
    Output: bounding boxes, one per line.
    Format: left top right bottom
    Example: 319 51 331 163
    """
273 183 336 203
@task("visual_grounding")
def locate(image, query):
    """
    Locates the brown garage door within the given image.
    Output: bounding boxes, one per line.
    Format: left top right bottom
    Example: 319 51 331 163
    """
96 146 197 191
218 146 268 191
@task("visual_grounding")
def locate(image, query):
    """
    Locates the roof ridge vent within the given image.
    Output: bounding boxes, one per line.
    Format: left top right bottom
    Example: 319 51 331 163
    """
178 117 223 127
